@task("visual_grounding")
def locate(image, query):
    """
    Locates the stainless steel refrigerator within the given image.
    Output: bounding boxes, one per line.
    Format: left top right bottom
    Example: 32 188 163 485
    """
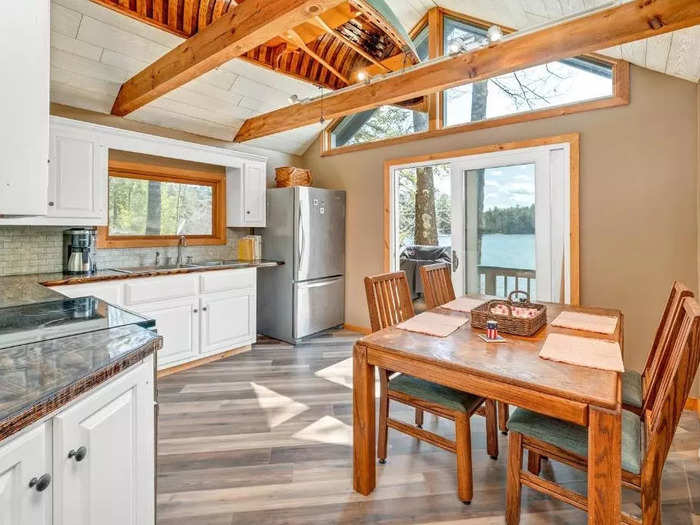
258 187 346 344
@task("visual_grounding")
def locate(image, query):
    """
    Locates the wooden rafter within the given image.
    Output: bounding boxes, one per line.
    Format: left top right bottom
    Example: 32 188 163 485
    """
282 28 350 84
234 0 700 143
110 0 346 116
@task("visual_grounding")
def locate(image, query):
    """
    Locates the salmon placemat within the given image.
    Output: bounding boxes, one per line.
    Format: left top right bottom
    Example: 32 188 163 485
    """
441 297 485 313
396 312 468 338
551 311 618 335
539 333 624 372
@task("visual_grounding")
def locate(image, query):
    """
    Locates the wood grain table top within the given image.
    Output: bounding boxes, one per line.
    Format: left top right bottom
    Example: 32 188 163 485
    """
358 299 623 410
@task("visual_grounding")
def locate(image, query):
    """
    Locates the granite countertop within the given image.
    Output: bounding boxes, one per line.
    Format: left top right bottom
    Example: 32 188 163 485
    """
0 325 161 441
0 260 283 309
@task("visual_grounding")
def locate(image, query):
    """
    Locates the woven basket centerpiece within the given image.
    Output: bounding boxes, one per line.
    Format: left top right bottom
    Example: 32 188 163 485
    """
275 167 312 188
471 291 547 337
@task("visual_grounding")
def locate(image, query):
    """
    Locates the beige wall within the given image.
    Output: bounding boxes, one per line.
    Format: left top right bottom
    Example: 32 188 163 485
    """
302 65 699 375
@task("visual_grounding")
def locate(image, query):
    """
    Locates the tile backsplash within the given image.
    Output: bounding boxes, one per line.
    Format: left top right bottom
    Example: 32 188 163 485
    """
0 226 247 276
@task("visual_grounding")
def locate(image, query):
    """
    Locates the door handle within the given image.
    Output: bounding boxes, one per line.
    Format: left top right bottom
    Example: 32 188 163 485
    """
297 202 305 273
452 250 460 271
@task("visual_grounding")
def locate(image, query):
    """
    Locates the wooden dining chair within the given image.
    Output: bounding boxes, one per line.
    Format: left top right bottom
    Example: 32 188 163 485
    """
420 262 511 435
622 281 693 416
364 271 499 504
505 296 700 525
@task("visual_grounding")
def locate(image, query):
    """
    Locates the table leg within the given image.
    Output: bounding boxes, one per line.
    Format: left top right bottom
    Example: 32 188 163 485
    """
353 342 376 495
587 406 621 524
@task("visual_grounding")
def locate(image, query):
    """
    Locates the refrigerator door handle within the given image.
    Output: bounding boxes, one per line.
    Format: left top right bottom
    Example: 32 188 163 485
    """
297 201 305 275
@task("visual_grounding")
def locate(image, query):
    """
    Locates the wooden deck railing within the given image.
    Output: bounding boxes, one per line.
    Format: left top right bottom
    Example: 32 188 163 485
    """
478 265 536 297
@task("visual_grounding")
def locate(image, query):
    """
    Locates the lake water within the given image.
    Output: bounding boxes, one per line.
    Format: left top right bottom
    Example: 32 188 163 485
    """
438 233 535 270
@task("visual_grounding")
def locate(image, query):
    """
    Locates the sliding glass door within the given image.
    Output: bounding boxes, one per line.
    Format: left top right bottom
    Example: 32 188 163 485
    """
450 145 571 303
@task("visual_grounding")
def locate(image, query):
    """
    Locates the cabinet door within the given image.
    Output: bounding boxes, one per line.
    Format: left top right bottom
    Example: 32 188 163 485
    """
131 297 198 369
200 290 255 355
0 0 50 215
0 423 52 525
243 162 266 226
48 128 107 221
53 358 155 525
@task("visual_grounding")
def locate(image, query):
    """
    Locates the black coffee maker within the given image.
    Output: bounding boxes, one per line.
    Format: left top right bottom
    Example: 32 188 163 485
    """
63 228 97 274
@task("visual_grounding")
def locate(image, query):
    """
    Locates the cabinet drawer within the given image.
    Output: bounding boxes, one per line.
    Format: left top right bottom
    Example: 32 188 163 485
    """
199 268 255 294
124 274 197 305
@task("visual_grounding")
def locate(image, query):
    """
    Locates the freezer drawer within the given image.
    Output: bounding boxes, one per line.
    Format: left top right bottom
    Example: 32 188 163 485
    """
294 276 344 340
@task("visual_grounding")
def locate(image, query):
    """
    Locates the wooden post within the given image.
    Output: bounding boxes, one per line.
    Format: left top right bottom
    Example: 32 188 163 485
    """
353 343 376 495
587 406 621 524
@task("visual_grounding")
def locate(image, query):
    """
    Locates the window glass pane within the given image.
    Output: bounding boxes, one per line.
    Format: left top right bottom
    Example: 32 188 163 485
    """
442 17 613 127
329 25 429 148
108 177 213 236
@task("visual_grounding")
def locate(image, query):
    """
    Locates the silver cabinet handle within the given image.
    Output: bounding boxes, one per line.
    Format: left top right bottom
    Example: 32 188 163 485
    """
29 474 51 492
452 250 460 271
68 446 87 462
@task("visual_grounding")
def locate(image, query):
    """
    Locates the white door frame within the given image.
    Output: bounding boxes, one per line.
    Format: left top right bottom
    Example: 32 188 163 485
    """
388 141 573 304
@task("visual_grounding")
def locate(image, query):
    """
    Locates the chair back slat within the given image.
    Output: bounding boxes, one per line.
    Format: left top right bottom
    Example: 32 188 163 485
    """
420 263 456 310
365 272 415 332
642 281 694 412
645 297 700 472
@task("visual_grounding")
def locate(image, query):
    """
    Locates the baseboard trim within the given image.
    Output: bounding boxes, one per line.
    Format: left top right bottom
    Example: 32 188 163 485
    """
157 345 252 378
343 324 371 335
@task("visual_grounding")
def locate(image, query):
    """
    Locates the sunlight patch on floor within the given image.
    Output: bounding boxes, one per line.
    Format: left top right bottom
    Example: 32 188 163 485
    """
250 382 309 428
315 357 380 397
292 415 353 446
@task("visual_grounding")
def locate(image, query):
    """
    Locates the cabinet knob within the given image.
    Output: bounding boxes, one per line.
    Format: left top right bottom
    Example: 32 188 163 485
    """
202 306 208 312
68 446 88 462
48 201 54 207
193 308 198 314
29 474 51 492
246 211 251 215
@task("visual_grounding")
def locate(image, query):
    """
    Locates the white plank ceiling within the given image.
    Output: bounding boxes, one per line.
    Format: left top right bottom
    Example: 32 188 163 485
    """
50 0 325 156
386 0 700 83
51 0 698 157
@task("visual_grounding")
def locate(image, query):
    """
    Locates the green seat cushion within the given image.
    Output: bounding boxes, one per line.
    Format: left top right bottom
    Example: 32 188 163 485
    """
507 408 642 475
622 370 643 409
388 374 482 413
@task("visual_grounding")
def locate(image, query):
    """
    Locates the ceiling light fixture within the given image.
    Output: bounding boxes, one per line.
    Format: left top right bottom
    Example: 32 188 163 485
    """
357 70 367 81
487 25 503 42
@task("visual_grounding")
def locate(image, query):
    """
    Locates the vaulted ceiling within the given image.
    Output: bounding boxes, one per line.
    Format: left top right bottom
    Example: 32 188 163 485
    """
50 0 699 157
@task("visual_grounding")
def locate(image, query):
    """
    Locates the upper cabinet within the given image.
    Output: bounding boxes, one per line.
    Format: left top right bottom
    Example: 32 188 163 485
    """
48 123 108 221
0 0 50 216
227 162 267 228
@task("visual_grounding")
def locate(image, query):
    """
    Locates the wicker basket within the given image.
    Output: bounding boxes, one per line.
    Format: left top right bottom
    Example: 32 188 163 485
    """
471 290 547 337
275 167 312 188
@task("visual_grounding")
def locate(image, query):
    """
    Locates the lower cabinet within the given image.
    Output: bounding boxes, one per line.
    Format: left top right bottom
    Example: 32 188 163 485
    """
51 269 257 371
0 423 52 525
130 297 199 370
0 356 154 525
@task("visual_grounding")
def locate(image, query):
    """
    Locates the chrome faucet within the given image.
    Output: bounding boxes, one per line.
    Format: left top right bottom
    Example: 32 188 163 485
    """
176 236 187 266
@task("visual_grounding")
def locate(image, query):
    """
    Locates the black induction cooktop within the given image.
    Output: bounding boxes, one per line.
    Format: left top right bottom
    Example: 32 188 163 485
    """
0 296 155 350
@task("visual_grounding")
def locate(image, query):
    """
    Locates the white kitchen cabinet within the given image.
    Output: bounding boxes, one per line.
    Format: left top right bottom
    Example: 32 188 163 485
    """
226 162 267 227
53 357 154 525
0 423 52 525
47 125 108 222
131 297 199 369
200 290 255 354
0 0 50 216
51 281 123 305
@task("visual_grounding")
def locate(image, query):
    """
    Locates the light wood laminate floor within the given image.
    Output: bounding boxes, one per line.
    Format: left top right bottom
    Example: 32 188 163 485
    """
156 330 700 524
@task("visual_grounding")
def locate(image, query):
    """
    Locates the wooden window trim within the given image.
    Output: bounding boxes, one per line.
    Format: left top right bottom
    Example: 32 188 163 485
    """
382 133 581 305
97 160 227 249
320 8 629 158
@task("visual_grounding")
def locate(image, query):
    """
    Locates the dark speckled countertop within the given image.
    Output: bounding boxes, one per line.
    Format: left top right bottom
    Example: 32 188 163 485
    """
0 260 282 309
0 325 161 440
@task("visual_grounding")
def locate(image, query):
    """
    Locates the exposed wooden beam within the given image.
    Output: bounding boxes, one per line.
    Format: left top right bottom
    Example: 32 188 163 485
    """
111 0 345 116
235 0 700 142
310 15 391 73
282 28 350 84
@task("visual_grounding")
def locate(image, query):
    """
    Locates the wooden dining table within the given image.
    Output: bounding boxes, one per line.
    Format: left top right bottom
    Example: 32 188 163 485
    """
352 297 624 525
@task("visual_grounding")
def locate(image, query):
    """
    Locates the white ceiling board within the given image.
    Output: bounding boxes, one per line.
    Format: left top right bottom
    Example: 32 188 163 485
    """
48 0 324 155
665 26 700 82
644 34 673 73
620 40 647 65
